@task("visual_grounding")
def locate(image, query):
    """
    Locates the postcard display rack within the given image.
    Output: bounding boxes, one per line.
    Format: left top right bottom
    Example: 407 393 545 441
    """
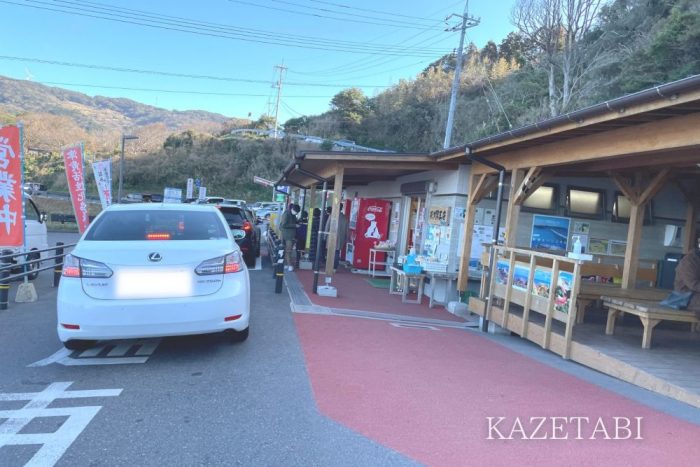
475 246 583 359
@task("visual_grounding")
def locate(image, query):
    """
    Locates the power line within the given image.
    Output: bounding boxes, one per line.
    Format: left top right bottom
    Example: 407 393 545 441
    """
306 0 438 22
288 28 447 77
0 55 396 88
1 0 448 57
58 0 446 54
34 80 335 98
267 0 436 25
227 0 434 30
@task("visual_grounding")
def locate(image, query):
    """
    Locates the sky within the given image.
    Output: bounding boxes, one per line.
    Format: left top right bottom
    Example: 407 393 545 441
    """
0 0 517 123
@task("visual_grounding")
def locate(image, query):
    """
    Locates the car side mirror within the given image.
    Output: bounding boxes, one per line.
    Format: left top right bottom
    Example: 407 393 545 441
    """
40 212 48 223
231 229 246 240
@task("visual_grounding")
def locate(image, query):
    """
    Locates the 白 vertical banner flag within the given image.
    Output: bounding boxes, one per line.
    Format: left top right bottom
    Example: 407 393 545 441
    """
91 159 112 210
198 186 207 201
0 125 24 246
63 143 90 233
186 178 194 199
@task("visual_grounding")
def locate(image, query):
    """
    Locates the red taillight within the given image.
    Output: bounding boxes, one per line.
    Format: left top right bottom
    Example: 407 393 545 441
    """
61 323 80 330
224 315 242 322
63 266 80 277
147 232 171 240
243 221 253 232
62 254 80 278
225 262 241 273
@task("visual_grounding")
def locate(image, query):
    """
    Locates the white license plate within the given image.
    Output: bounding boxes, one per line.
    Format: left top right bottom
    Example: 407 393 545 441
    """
116 269 193 299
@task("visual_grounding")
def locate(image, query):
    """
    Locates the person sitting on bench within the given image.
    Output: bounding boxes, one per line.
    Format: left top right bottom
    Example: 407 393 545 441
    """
674 238 700 318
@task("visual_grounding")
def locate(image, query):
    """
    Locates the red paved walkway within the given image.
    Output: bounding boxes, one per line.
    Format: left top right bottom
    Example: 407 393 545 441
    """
295 268 465 323
294 314 700 466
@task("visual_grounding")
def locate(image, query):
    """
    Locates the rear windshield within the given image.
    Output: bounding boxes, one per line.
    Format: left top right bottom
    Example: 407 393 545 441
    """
85 210 229 241
218 207 246 226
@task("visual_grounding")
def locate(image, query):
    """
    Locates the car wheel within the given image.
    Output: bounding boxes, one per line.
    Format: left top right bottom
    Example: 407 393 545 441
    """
228 327 249 342
63 339 97 351
26 251 40 280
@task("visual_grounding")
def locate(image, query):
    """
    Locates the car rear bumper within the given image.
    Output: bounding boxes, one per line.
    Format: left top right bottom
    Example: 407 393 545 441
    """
57 278 250 341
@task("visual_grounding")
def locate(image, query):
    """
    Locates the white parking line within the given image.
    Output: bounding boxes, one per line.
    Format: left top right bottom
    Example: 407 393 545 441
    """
28 339 161 367
0 382 122 467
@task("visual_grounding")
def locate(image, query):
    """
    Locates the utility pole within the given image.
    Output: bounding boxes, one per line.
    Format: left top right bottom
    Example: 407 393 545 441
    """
273 63 287 139
443 1 480 149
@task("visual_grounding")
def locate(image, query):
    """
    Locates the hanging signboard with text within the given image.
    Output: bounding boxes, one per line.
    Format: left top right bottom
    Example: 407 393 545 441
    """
0 125 24 246
63 143 90 233
428 205 451 226
91 159 112 210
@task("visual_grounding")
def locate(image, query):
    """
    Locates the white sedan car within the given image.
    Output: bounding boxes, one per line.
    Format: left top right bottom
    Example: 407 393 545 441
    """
57 204 250 350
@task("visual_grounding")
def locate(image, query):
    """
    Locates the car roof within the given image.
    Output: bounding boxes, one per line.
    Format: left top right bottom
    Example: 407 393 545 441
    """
105 203 219 212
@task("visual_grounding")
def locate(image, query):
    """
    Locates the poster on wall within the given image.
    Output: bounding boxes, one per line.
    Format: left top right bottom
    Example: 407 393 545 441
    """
513 264 530 291
530 215 571 251
555 271 574 314
0 125 24 247
496 259 510 286
573 221 590 234
428 206 451 226
609 240 627 256
589 238 609 255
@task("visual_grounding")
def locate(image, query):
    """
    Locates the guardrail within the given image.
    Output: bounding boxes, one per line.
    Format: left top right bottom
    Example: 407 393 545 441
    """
0 242 77 310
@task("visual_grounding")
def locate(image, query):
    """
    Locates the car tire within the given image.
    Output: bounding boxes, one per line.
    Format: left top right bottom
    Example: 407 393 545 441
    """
228 327 249 342
26 251 40 280
63 340 97 351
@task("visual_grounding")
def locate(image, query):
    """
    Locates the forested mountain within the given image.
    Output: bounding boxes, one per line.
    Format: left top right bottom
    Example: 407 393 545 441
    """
287 0 700 152
5 0 699 200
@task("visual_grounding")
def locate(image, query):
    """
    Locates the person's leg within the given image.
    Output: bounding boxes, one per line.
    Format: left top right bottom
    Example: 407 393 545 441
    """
285 239 295 270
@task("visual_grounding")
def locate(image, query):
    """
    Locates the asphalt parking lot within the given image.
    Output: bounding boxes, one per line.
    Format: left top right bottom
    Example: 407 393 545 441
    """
0 232 413 466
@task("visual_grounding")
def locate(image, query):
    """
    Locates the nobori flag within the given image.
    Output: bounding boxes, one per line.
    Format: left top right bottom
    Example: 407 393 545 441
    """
63 143 90 233
92 159 112 210
0 125 24 246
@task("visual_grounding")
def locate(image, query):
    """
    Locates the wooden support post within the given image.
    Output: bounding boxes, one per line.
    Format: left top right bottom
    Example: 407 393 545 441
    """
457 173 480 292
305 184 316 250
683 203 698 254
504 169 525 247
521 255 537 338
613 169 671 289
563 261 582 359
542 260 559 351
325 165 344 275
501 250 517 329
622 203 644 289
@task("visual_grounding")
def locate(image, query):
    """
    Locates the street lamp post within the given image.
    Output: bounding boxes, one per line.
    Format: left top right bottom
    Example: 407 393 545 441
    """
118 134 139 203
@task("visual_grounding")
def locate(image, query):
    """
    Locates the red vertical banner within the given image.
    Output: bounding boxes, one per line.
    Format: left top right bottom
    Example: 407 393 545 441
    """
62 144 90 233
0 125 24 247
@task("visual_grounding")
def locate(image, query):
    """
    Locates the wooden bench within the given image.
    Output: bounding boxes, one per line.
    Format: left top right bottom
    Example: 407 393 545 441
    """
577 283 668 324
602 295 699 349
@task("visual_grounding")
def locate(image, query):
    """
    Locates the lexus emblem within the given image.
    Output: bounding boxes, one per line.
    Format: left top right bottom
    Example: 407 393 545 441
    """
148 252 162 262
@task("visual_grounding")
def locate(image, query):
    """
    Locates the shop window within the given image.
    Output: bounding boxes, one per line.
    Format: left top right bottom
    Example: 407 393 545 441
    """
522 184 558 214
567 187 605 219
612 192 654 225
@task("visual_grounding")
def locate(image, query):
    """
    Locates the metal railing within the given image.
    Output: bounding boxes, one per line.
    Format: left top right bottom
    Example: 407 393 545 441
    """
0 242 77 310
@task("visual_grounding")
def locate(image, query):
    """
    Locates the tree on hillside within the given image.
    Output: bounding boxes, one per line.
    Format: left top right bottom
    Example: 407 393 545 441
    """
253 114 276 130
330 88 369 134
512 0 608 116
284 116 310 135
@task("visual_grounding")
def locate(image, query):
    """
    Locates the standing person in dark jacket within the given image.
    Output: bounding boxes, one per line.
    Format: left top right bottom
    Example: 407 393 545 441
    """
279 203 299 271
295 210 308 267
